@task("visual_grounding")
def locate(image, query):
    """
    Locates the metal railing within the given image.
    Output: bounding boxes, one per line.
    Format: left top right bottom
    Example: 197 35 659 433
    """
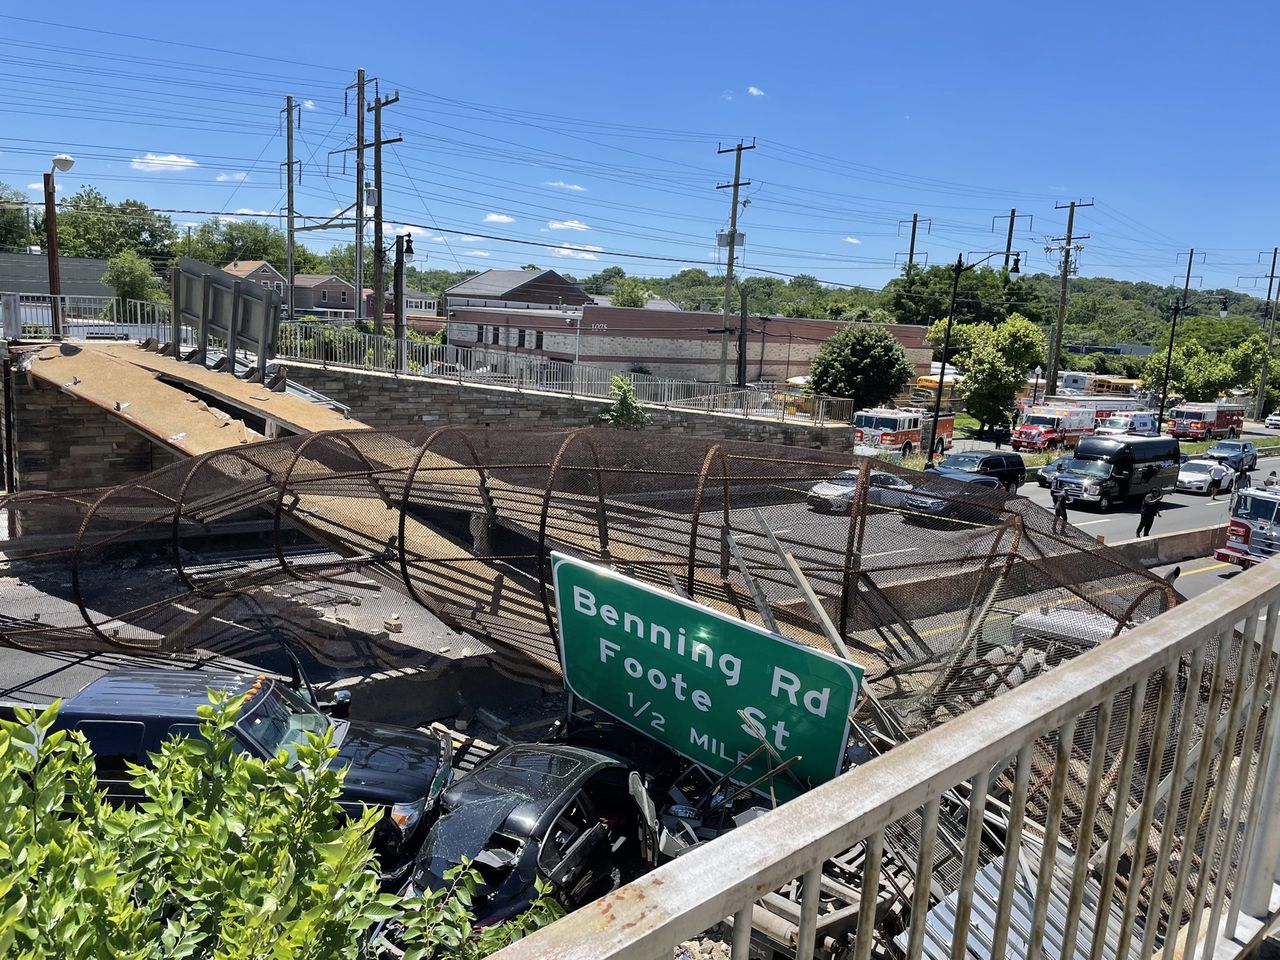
495 560 1280 960
274 321 859 426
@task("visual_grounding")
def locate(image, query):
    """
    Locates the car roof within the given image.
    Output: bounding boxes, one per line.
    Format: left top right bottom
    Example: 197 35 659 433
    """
930 468 1002 486
59 668 258 721
441 744 623 838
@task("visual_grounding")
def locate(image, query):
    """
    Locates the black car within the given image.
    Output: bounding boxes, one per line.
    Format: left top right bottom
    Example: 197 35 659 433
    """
1038 456 1072 488
48 668 452 882
401 744 644 927
903 471 1005 525
927 451 1027 491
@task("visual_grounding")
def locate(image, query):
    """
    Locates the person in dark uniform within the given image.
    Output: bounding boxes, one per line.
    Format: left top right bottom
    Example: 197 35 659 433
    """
1052 491 1071 534
1136 490 1163 538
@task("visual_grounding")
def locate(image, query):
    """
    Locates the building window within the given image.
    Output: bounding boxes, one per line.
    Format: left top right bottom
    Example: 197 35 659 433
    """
477 325 486 343
491 326 500 345
321 290 328 303
517 329 526 348
340 290 348 303
535 331 544 350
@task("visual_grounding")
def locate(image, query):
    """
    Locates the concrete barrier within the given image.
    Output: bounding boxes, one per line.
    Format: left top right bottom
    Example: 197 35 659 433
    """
1108 523 1228 569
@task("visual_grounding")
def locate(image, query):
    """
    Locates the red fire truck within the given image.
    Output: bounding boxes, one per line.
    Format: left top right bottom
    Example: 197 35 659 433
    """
1018 395 1133 423
853 407 953 456
1010 405 1096 452
1215 487 1280 569
1167 402 1245 440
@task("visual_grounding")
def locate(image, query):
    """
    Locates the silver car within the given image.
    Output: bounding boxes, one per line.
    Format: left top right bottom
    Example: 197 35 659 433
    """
807 468 913 513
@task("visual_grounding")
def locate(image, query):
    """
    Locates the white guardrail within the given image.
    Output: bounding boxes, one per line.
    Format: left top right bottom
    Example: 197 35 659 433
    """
273 321 858 425
494 559 1280 960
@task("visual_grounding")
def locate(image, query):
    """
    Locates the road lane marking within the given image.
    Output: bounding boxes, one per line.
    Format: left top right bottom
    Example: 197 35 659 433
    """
864 547 920 559
1180 561 1232 577
1073 519 1112 527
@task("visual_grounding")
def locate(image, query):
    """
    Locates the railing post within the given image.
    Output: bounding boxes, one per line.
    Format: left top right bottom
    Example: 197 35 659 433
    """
1240 694 1280 917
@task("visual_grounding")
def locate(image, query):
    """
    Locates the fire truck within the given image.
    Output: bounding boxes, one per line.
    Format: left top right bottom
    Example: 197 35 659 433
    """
1010 405 1096 452
1167 402 1246 440
1215 487 1280 569
852 407 953 456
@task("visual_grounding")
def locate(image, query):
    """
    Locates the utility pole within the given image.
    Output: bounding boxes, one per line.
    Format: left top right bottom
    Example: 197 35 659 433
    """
907 213 920 268
282 95 299 321
1156 249 1202 433
1003 208 1017 269
42 172 62 337
369 90 399 336
1045 199 1093 390
394 234 411 374
185 225 192 257
349 69 367 321
737 289 749 389
717 139 754 389
1255 247 1279 421
897 214 931 290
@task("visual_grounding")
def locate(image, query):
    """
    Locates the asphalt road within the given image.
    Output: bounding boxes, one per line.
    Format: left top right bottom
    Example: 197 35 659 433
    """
1018 480 1234 544
1153 557 1240 601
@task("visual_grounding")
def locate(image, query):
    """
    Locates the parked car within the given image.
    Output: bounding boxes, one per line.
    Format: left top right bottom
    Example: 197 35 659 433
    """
806 468 913 513
1177 459 1236 495
42 668 452 883
1037 456 1073 488
903 471 1005 526
927 451 1026 491
397 744 645 928
1204 439 1258 471
1266 412 1280 430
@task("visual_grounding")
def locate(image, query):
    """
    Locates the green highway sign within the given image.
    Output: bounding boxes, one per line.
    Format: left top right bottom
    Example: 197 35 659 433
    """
552 552 862 802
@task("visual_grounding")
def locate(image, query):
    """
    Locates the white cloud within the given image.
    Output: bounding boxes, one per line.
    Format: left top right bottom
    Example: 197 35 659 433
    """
548 219 590 231
843 236 861 245
721 90 735 101
747 85 766 97
217 216 240 224
27 182 62 192
483 212 515 223
216 171 248 183
554 243 604 261
468 251 491 257
233 208 272 216
459 235 484 243
544 180 586 192
131 152 199 172
303 99 316 110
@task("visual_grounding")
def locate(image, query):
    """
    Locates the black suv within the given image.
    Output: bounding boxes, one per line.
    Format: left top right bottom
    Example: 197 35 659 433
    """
48 668 452 883
927 451 1026 491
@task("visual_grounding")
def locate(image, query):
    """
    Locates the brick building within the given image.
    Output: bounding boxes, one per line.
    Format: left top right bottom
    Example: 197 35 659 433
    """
446 303 932 383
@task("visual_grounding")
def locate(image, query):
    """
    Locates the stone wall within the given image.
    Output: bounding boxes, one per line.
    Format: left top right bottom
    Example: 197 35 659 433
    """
284 363 858 453
2 362 175 496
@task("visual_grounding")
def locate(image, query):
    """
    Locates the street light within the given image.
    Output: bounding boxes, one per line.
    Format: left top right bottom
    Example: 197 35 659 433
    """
1031 365 1043 406
44 154 74 338
1155 292 1229 434
927 251 1021 463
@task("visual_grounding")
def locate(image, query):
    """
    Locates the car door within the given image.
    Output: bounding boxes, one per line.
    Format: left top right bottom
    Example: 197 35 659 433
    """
538 792 610 907
73 720 147 805
869 471 911 509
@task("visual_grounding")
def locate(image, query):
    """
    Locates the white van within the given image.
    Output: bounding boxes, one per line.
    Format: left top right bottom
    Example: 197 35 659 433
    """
1094 411 1159 437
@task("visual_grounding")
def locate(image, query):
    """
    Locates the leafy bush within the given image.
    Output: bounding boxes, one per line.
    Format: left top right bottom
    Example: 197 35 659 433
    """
0 694 561 960
808 324 913 409
600 375 651 429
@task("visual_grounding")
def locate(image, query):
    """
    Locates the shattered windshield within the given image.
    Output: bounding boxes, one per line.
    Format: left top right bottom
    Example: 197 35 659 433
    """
415 795 524 884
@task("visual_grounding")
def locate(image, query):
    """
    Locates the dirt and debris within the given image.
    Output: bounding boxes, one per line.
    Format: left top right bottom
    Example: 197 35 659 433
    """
674 938 731 960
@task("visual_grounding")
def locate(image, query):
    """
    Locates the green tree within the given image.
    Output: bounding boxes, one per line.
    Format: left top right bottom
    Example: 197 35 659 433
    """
51 186 177 262
0 180 30 251
600 375 652 429
959 334 1026 433
993 314 1047 374
102 249 167 303
0 694 561 960
1141 340 1234 403
610 276 651 308
183 220 321 275
808 324 913 408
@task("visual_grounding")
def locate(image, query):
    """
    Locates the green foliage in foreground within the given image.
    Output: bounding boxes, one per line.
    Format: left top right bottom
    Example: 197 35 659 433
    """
0 695 560 960
600 375 652 429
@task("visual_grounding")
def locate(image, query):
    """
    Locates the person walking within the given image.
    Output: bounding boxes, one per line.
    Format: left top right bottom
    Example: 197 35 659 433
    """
1052 491 1071 534
1208 460 1229 500
1237 467 1252 493
1137 490 1163 538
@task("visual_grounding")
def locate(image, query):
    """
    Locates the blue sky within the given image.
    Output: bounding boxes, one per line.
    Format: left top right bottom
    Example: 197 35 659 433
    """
3 1 1277 293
